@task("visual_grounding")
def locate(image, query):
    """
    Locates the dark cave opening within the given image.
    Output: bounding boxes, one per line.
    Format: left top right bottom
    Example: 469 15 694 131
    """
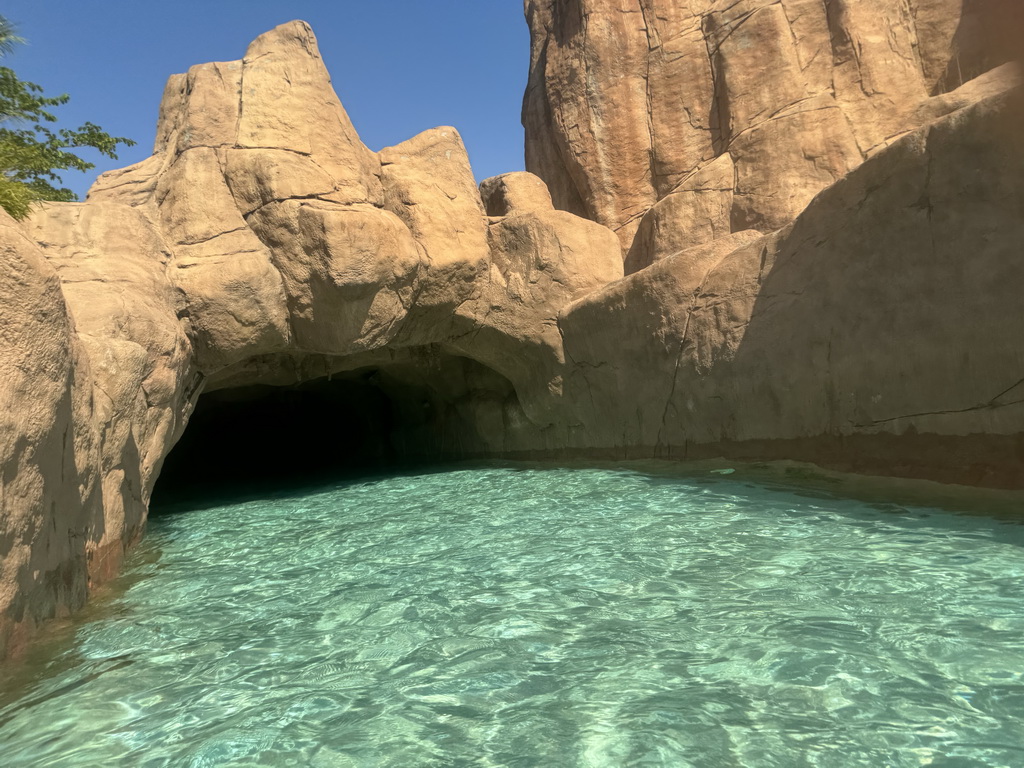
150 353 527 509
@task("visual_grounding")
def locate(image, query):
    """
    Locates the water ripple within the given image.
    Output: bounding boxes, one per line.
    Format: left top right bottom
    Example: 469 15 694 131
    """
1 466 1024 767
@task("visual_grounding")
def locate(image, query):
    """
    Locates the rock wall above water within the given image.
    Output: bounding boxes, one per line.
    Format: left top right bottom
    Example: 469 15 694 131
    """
523 0 1023 255
1 8 1022 661
0 21 623 660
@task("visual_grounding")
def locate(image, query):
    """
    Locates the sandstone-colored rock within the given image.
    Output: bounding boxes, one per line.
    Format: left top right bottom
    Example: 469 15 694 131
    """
246 200 422 355
450 208 623 426
558 85 1024 484
909 0 965 93
738 86 1024 448
624 154 735 275
524 0 1017 260
561 229 769 446
379 127 488 269
236 22 383 206
728 99 864 234
479 172 554 216
2 14 1022 666
911 61 1022 130
818 0 931 150
87 153 166 208
25 202 198 578
77 16 621 414
223 148 338 216
0 209 99 660
486 210 624 308
523 0 656 249
644 2 717 199
154 147 293 370
168 62 242 153
936 0 1024 93
375 128 494 351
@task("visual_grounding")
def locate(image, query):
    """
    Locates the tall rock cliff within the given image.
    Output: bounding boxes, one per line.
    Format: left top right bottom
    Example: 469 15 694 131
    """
523 0 1022 258
558 85 1024 483
1 7 1022 661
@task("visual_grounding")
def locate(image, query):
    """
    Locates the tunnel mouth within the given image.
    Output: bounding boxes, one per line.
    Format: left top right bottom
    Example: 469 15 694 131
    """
150 351 529 510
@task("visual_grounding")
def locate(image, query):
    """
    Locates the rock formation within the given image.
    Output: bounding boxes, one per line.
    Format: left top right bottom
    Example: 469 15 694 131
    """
0 21 625 659
560 86 1024 484
1 6 1022 659
523 0 1023 254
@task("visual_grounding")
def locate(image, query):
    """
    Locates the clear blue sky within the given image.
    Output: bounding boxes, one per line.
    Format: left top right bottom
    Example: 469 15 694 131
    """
2 1 530 199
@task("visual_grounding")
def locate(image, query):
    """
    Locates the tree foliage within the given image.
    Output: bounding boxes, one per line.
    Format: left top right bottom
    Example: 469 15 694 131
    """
0 17 134 219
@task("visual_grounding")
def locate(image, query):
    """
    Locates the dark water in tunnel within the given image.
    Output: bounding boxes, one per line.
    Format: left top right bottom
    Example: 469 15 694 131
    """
156 355 528 505
2 465 1024 767
155 377 402 502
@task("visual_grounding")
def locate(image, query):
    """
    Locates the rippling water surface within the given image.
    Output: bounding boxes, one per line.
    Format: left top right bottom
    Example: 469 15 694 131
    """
3 466 1024 767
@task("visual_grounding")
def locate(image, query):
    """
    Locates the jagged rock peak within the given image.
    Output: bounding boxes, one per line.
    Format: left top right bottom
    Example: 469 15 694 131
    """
3 11 1023 668
1 20 623 661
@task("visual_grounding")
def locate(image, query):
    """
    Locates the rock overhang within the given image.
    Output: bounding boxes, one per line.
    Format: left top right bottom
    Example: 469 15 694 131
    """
2 9 1024 662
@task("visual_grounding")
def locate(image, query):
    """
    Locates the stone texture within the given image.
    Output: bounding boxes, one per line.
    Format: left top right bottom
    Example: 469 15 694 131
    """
235 23 383 205
523 0 1019 257
936 0 1024 92
623 154 735 275
25 203 194 494
479 172 554 217
2 13 1022 663
454 209 623 427
0 21 620 659
24 202 198 595
910 62 1023 134
0 209 99 660
380 127 489 269
559 85 1024 484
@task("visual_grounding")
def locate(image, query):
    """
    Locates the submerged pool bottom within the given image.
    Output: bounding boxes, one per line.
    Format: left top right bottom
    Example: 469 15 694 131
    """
2 466 1024 767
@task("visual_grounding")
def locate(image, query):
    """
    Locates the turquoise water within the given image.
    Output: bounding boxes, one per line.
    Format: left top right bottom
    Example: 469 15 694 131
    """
2 466 1024 767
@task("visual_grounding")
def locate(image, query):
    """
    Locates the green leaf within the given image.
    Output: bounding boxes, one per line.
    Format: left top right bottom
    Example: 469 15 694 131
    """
0 17 135 220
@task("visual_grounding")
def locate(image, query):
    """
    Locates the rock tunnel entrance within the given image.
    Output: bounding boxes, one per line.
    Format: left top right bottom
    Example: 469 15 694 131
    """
151 350 530 507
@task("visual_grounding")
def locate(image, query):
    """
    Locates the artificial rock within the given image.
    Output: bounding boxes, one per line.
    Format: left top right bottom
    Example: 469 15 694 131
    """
523 0 1022 253
0 6 1021 660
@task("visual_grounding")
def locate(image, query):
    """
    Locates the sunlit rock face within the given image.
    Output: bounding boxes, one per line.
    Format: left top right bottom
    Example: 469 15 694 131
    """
519 0 1024 486
523 0 1022 254
1 5 1023 661
0 21 623 659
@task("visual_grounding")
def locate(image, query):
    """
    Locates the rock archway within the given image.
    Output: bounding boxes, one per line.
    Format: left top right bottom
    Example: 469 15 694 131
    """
0 19 623 657
4 10 1024 661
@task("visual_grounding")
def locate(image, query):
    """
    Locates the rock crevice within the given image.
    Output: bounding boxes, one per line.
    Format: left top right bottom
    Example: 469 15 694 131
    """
524 0 1019 256
1 9 1022 660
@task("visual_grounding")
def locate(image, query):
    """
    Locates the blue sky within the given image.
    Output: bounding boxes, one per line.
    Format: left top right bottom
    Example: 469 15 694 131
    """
1 1 529 199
